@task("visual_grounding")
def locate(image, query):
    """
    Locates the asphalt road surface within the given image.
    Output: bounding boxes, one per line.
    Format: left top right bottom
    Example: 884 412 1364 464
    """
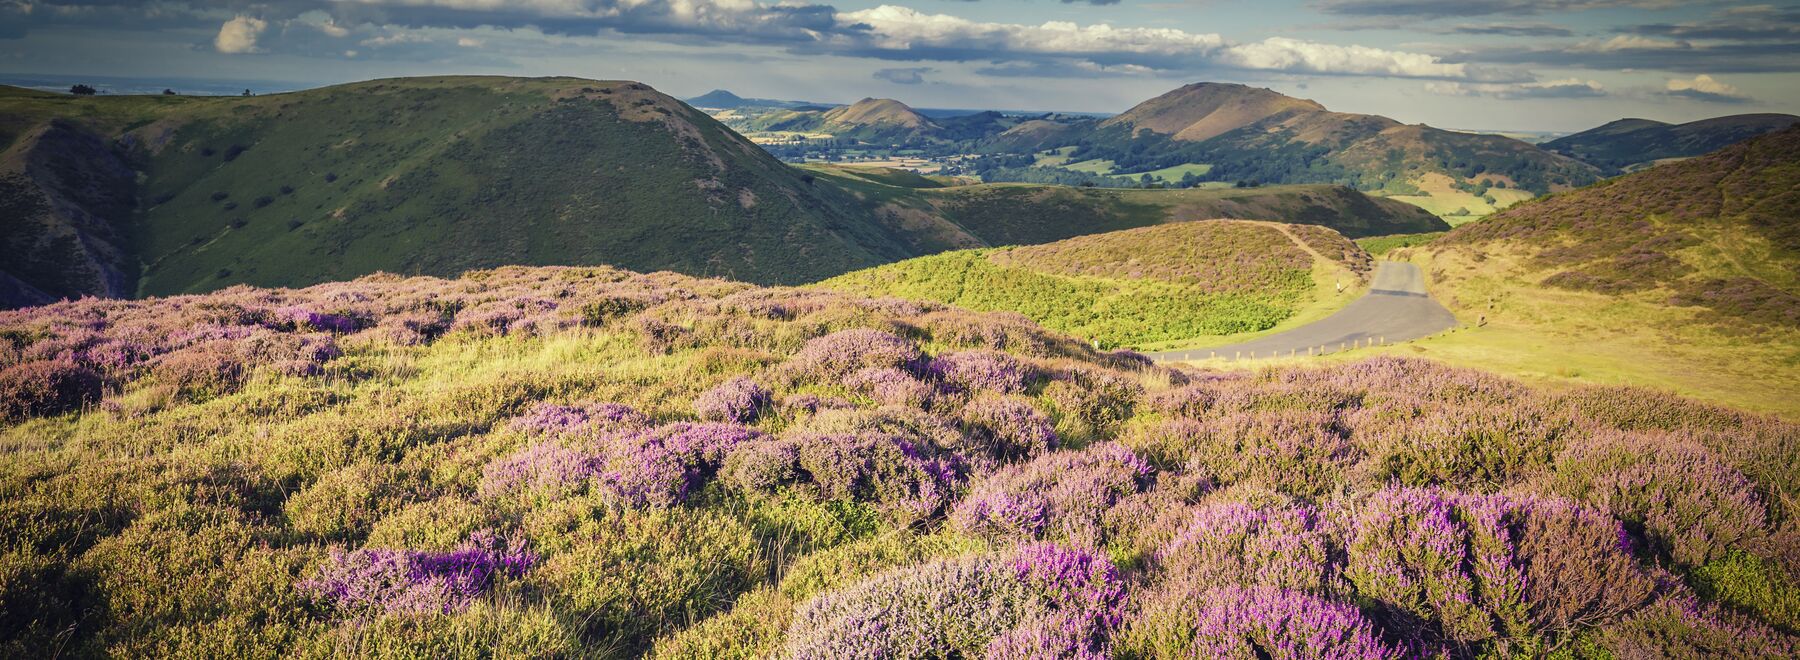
1147 261 1460 362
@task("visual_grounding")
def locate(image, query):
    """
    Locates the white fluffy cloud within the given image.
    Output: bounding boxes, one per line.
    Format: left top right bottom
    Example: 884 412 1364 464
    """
1221 37 1469 78
837 6 1225 57
836 5 1471 79
215 16 268 54
1666 74 1738 95
1664 74 1750 102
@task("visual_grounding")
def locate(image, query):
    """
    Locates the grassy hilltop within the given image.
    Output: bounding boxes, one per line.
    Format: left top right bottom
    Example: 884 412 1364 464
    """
2 264 1797 657
1393 126 1800 416
820 220 1373 349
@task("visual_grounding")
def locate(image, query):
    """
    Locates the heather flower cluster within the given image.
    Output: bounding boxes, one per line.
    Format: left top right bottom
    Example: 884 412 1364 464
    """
786 544 1127 659
6 265 1799 658
301 531 537 616
694 377 772 423
953 442 1150 546
482 419 763 507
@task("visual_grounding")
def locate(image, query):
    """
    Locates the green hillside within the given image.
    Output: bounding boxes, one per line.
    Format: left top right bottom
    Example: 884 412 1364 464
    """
1 77 1444 309
0 78 972 303
810 166 1448 247
818 220 1373 348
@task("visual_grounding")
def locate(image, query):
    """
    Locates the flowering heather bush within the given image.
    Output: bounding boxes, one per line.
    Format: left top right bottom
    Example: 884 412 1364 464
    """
693 377 772 423
507 401 649 437
273 305 359 334
786 544 1126 659
952 442 1150 546
1342 487 1656 647
479 442 599 499
150 343 245 401
1547 429 1768 568
301 531 536 616
844 366 935 408
1179 586 1401 659
1129 410 1357 497
785 328 923 381
1353 402 1564 490
1158 500 1335 594
0 359 103 421
930 350 1033 394
791 432 960 522
1594 591 1799 657
960 395 1059 462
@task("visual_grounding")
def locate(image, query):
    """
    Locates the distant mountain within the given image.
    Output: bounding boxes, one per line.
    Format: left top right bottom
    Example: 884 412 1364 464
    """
1442 125 1800 327
1073 82 1600 200
1542 113 1800 174
753 98 949 144
684 89 820 110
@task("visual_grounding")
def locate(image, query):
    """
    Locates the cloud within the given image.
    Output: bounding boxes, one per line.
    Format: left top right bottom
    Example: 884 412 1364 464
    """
214 15 267 54
1664 74 1751 103
457 36 483 47
872 66 933 84
1443 23 1572 37
1219 37 1472 78
834 6 1481 79
1314 0 1688 18
1571 35 1688 52
1426 77 1606 99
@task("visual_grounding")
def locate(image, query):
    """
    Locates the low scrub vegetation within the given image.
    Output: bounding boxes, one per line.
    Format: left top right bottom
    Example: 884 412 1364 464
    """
1 265 1795 657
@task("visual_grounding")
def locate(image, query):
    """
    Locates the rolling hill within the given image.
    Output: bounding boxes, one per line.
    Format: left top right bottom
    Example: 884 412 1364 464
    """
1060 83 1601 217
818 220 1374 348
1404 125 1800 415
810 168 1449 247
0 77 975 305
0 77 1447 310
1542 113 1800 174
751 97 947 144
684 89 821 110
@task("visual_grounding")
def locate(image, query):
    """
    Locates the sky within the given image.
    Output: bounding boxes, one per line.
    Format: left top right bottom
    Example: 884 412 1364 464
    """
2 0 1797 131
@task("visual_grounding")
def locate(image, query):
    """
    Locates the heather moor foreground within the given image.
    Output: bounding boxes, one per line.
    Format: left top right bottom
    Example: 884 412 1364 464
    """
2 266 1796 658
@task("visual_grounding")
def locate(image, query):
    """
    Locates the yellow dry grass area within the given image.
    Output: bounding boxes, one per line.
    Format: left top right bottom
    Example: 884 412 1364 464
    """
838 159 940 172
1387 247 1800 418
1382 172 1535 224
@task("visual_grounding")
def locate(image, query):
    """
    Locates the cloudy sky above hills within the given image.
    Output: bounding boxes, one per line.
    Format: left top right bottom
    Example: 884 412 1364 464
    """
2 0 1796 130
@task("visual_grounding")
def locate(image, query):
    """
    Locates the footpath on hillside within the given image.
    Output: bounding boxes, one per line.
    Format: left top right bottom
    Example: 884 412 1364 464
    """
1147 261 1460 362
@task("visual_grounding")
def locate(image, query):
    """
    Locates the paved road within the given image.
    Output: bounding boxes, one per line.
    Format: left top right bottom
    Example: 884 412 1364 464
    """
1147 261 1460 362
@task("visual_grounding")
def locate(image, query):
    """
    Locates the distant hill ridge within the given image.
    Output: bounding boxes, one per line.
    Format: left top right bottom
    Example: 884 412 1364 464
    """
1543 113 1800 173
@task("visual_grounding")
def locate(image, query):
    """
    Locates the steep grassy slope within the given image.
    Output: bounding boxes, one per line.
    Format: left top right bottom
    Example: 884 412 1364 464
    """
2 266 1796 658
0 78 974 304
1544 114 1800 174
818 220 1373 348
811 166 1449 248
1400 126 1800 416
